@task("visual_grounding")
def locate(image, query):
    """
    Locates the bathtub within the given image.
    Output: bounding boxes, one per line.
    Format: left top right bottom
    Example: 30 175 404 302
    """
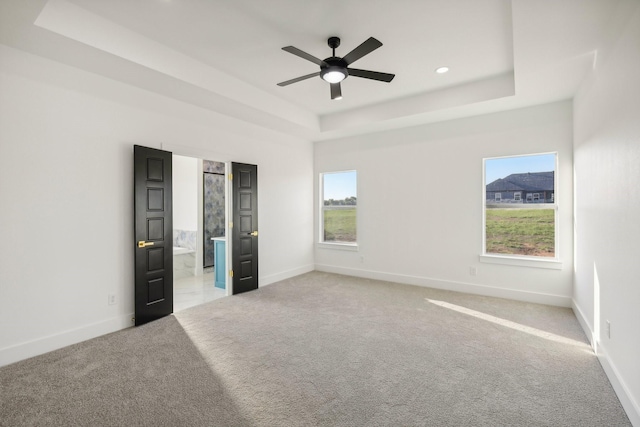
173 246 194 256
173 247 196 279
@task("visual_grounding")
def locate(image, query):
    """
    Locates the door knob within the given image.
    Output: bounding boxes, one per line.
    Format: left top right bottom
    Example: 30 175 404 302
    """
138 240 155 248
250 231 258 237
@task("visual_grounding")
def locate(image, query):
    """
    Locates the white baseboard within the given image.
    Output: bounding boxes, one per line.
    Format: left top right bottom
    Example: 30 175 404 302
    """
571 299 595 346
260 264 315 287
572 300 640 426
597 346 640 426
315 264 572 307
0 313 134 368
0 265 315 368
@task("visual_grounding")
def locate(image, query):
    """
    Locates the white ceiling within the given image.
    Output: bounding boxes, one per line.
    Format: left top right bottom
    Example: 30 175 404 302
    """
0 0 626 140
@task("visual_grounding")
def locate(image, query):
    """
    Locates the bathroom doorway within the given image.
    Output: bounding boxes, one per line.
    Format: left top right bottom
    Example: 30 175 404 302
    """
172 154 227 312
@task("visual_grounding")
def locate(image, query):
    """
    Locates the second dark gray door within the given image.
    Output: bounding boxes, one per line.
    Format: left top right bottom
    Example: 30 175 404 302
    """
231 162 258 294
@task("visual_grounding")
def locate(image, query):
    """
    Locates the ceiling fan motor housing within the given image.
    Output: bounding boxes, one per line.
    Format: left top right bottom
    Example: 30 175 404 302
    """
320 57 349 82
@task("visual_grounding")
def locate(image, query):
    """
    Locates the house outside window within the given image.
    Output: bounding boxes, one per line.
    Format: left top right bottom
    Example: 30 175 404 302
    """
484 153 557 258
320 171 357 244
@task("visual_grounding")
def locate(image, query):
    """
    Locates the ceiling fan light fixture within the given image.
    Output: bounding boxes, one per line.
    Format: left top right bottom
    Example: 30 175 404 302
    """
278 37 395 100
321 66 347 83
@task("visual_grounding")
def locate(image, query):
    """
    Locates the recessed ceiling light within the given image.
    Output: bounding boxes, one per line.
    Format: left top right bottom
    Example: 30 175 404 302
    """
435 67 449 74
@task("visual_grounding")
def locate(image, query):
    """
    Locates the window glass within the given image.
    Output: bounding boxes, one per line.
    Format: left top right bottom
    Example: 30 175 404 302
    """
321 171 357 243
484 153 556 258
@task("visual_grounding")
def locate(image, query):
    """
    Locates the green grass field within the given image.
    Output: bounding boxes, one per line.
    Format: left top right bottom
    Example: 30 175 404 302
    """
486 208 555 257
324 208 356 242
324 207 553 253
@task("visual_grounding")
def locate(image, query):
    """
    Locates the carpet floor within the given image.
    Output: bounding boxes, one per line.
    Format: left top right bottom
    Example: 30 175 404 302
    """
0 271 631 426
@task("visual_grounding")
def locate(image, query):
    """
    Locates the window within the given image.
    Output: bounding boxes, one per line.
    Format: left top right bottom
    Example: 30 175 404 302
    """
494 193 501 201
320 171 357 244
484 153 557 258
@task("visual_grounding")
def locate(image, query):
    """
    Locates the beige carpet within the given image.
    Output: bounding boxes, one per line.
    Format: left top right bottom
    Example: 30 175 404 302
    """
0 271 631 426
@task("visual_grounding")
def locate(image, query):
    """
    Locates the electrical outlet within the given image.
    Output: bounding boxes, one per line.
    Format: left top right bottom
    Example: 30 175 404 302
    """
469 266 477 276
606 320 611 339
108 294 116 305
360 255 365 263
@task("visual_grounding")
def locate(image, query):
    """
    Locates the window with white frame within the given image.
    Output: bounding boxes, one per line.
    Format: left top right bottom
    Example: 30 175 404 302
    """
484 153 557 258
320 171 357 244
495 193 502 201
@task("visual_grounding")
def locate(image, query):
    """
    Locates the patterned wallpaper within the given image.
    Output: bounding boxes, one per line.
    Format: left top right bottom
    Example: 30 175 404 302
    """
203 160 225 174
203 160 225 268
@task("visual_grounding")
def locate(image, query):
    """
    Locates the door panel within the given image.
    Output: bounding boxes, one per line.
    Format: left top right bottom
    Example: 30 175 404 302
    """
134 145 173 326
232 162 258 294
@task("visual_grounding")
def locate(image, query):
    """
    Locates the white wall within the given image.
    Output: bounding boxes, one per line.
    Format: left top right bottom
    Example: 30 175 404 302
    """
315 101 574 306
0 45 314 367
573 4 640 424
172 155 199 233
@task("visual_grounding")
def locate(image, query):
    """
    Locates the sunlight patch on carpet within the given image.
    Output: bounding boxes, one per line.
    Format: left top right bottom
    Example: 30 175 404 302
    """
426 298 591 349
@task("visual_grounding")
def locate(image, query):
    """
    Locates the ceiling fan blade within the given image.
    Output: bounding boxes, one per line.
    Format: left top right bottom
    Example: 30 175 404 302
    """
342 37 383 65
282 46 328 67
277 72 320 87
347 68 395 82
330 82 342 100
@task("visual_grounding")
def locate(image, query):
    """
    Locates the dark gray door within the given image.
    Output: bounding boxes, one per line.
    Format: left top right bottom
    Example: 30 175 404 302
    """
231 162 258 294
134 145 173 326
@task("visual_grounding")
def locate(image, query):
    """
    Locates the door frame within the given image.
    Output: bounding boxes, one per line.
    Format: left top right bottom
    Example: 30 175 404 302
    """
225 161 233 295
161 143 234 295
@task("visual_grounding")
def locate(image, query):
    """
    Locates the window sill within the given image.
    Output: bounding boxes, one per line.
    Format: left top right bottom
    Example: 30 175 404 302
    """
317 242 359 252
479 254 563 270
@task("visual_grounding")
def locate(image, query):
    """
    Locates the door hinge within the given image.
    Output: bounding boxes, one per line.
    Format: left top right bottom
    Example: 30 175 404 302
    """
229 221 233 229
229 173 233 180
229 270 234 278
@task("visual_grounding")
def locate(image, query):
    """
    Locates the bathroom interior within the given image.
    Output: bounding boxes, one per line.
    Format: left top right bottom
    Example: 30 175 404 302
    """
172 154 227 312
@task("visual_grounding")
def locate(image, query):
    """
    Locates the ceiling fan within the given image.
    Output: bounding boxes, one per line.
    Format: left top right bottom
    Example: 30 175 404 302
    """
277 36 395 100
